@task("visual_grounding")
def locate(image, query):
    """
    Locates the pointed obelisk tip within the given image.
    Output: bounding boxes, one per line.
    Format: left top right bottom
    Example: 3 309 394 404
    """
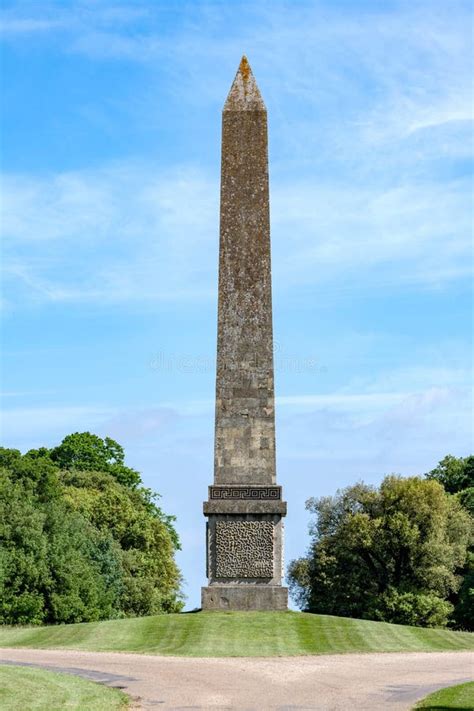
239 55 250 78
223 55 266 112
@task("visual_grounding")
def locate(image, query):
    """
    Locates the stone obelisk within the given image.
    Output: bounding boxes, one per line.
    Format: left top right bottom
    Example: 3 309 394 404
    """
201 57 287 611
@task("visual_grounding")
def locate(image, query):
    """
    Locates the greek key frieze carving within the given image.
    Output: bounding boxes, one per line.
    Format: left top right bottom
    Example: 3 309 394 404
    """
210 486 281 500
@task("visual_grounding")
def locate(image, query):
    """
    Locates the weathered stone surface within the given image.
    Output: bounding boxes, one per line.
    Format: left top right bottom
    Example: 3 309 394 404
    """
215 520 274 578
206 513 284 586
201 585 288 611
202 57 287 611
203 499 287 515
215 56 274 486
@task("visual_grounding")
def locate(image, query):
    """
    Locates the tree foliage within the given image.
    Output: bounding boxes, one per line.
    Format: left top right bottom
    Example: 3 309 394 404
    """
49 432 141 489
426 454 474 498
424 455 474 630
0 434 184 625
62 469 183 615
288 475 471 628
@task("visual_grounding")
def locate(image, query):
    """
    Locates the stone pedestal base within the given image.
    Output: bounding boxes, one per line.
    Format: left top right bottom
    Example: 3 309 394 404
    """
201 585 288 611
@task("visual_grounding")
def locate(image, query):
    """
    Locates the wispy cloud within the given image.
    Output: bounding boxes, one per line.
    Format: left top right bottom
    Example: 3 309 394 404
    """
2 3 471 308
1 162 218 305
61 1 471 165
0 3 149 37
277 380 471 473
3 358 469 446
0 404 115 449
2 2 471 150
0 18 67 33
272 179 471 289
2 159 470 307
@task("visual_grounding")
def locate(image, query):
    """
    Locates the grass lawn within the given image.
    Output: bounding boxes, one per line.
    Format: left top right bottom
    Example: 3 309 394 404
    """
413 681 474 710
0 611 472 657
0 665 128 710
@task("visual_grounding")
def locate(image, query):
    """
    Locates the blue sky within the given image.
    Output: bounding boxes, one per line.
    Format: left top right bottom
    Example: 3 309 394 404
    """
1 0 472 609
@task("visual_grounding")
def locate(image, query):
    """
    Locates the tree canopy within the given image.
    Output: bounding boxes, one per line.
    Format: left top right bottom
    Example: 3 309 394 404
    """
0 433 184 625
288 474 472 628
426 454 474 494
424 455 474 630
49 432 142 489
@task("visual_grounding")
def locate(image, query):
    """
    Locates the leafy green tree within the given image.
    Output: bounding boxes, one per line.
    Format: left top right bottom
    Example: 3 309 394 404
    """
49 432 141 489
62 470 183 615
0 434 184 625
288 476 471 627
452 552 474 630
426 455 474 495
424 455 474 630
0 456 123 625
45 504 122 623
0 472 49 624
0 447 62 502
458 488 474 517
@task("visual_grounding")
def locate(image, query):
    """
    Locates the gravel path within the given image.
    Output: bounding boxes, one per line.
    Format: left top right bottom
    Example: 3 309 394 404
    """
0 648 472 710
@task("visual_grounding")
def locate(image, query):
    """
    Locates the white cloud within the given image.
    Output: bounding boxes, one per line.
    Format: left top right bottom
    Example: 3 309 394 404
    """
0 405 114 449
277 392 409 409
0 403 185 450
1 2 471 307
0 18 66 33
0 3 150 37
3 358 469 449
2 159 471 307
272 179 471 289
1 163 219 304
278 385 471 471
3 2 471 156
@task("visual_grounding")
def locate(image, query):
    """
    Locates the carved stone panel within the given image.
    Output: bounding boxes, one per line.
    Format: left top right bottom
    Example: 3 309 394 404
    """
215 520 274 578
210 486 281 500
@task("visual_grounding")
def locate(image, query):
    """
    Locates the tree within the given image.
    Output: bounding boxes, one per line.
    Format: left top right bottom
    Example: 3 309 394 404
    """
452 552 474 630
0 472 49 624
49 432 141 489
62 469 183 615
0 467 121 625
288 476 471 627
45 503 122 623
0 434 184 624
426 455 474 495
424 455 474 630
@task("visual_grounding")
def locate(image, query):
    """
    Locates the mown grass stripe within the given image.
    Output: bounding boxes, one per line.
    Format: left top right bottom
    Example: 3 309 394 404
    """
0 665 128 710
0 611 471 657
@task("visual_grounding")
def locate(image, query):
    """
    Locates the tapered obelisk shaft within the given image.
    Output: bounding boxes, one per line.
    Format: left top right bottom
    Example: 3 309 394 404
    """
202 57 287 611
215 56 275 486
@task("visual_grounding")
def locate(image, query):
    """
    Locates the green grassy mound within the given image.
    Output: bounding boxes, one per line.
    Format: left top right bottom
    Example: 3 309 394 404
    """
413 681 474 710
0 665 128 710
0 611 472 657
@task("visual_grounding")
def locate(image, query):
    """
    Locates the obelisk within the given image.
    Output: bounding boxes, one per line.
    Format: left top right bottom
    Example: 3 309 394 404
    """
201 57 287 611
